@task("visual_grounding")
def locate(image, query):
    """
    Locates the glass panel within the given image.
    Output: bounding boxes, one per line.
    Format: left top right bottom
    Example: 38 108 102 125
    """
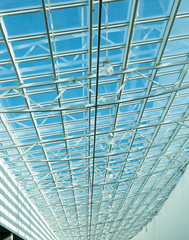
163 38 189 57
93 27 128 48
0 43 11 61
18 59 53 77
12 38 50 59
51 6 87 31
130 43 160 61
0 0 41 11
4 12 46 37
178 0 189 14
138 0 174 19
170 17 189 37
0 64 17 80
55 32 88 53
134 21 167 42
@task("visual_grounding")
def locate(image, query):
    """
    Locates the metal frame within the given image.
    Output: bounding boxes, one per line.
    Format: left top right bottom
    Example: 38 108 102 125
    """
1 0 189 239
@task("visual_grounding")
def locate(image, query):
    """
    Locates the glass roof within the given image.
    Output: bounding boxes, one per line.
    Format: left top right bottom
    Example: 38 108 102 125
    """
0 0 189 239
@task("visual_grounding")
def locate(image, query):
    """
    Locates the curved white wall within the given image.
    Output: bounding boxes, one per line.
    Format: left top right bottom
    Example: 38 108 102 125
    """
132 164 189 240
0 161 57 240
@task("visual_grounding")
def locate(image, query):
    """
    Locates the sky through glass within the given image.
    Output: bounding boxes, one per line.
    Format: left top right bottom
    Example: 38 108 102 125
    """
0 0 189 239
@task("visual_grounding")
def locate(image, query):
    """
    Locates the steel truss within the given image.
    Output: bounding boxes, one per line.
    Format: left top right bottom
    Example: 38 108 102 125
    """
0 0 189 239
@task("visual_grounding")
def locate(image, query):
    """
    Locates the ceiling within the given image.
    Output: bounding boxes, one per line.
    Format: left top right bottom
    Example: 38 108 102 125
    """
0 0 189 239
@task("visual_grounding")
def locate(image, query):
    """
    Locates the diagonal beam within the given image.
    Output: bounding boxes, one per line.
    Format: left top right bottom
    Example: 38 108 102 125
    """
0 58 189 93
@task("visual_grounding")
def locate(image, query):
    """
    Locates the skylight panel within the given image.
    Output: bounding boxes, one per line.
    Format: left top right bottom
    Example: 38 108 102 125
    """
138 0 174 19
170 17 189 37
133 20 167 42
4 12 46 37
51 6 88 31
0 0 41 12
